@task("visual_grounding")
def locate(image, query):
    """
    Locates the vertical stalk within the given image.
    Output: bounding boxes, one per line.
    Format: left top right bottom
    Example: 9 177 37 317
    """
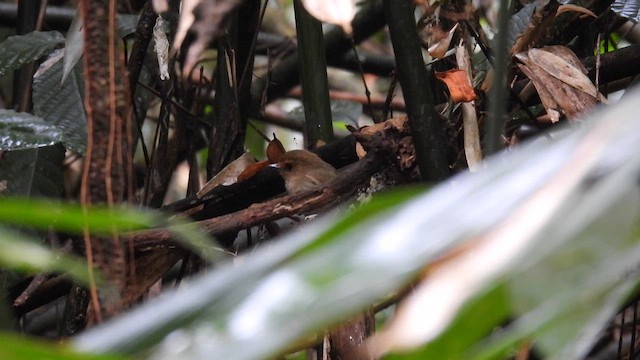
383 0 449 181
293 0 333 149
484 0 511 155
13 0 42 111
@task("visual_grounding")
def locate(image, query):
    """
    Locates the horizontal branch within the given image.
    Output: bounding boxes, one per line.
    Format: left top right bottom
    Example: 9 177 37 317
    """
130 154 382 250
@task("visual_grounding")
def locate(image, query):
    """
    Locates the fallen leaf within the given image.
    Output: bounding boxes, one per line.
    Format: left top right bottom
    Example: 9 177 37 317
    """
172 0 199 55
510 1 559 55
455 40 482 171
557 4 596 18
516 46 600 121
427 23 459 59
236 160 271 182
266 134 286 163
196 153 256 198
435 69 477 103
153 16 170 81
528 47 599 98
180 0 245 74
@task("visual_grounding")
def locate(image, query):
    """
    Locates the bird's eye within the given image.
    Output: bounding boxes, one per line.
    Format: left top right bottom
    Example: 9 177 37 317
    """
284 162 294 171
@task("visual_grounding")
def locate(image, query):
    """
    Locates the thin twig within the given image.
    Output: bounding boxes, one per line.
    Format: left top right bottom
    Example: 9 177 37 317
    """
350 37 377 123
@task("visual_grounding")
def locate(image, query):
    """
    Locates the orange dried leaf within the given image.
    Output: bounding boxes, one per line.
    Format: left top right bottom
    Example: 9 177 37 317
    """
557 4 596 18
237 160 271 182
266 134 286 163
435 69 476 103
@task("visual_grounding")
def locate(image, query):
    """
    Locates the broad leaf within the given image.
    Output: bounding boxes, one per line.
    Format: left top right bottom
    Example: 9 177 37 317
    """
0 228 90 284
0 145 64 199
34 49 87 153
0 332 126 360
0 111 63 150
73 90 640 360
0 31 64 76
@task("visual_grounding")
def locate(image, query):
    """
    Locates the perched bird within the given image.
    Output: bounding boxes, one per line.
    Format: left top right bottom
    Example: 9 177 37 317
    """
271 150 338 194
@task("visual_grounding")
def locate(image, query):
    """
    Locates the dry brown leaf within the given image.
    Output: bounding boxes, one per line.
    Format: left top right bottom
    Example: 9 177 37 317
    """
510 1 559 55
455 40 482 171
172 0 199 56
517 62 561 123
434 69 477 103
528 48 599 98
236 160 271 182
556 4 596 18
196 153 256 198
427 23 459 59
266 135 287 163
516 46 599 121
301 0 356 34
180 0 245 74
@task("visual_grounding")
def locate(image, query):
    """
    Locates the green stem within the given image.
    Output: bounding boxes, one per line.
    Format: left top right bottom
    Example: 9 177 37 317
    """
293 0 334 148
484 0 511 155
383 0 449 181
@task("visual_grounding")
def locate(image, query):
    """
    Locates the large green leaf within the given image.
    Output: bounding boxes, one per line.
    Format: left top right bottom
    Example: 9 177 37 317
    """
0 198 156 234
0 31 64 76
0 227 90 284
33 49 87 153
0 332 126 360
0 144 65 199
0 110 63 151
72 90 640 360
0 198 224 262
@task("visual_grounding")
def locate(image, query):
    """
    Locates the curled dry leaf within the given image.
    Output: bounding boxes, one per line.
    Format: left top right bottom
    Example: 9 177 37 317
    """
516 46 601 121
237 135 287 182
179 0 245 74
236 160 271 182
172 0 199 55
528 47 600 99
510 1 559 55
266 134 286 163
556 4 597 18
196 153 256 198
153 16 170 80
455 40 482 171
301 0 356 34
434 69 477 103
427 23 459 59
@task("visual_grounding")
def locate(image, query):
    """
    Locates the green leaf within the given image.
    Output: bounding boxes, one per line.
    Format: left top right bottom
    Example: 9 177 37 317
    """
385 284 512 360
0 111 63 150
0 228 90 284
70 189 423 356
0 198 158 235
0 31 64 76
62 7 84 86
0 331 127 360
0 144 65 199
34 49 87 153
73 91 640 360
117 14 140 38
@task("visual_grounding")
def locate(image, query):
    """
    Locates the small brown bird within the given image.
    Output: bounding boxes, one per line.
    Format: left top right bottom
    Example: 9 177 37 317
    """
272 150 338 193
